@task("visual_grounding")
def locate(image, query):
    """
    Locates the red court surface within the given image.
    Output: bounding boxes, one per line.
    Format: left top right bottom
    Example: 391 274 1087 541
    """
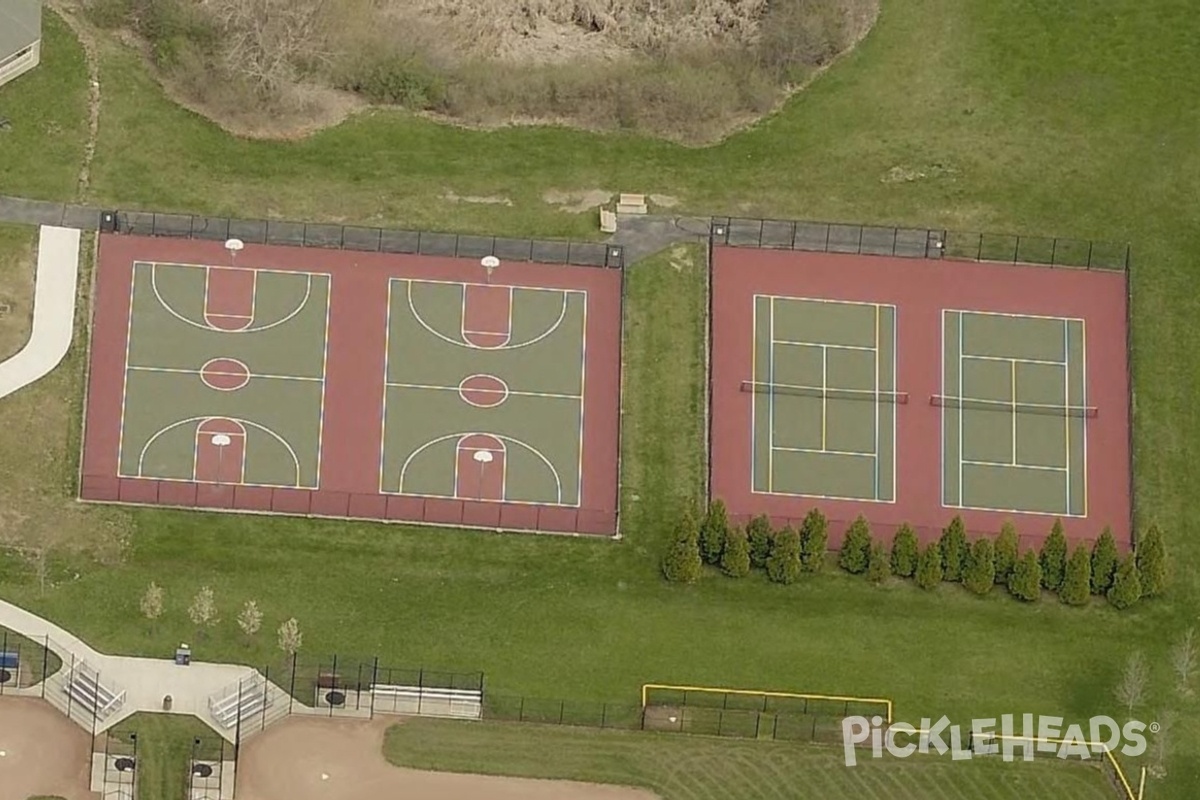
80 234 622 536
709 245 1132 548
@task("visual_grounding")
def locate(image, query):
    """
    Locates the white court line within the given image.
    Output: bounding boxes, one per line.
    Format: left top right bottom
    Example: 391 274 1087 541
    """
115 264 139 475
402 278 570 351
873 304 880 500
958 311 965 505
1080 318 1089 516
396 432 566 506
1010 358 1018 466
131 416 307 487
190 423 247 482
750 296 758 492
749 487 894 503
768 297 776 493
1062 319 1071 513
135 259 314 278
949 308 1087 324
774 340 876 352
153 263 313 334
575 291 587 507
754 293 886 309
772 445 877 458
820 344 828 450
964 353 1066 367
454 437 508 501
314 275 332 490
127 365 324 383
889 305 897 502
939 309 946 506
378 282 396 494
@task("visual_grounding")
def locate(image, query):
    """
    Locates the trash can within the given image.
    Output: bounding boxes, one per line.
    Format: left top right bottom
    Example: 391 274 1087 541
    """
163 694 173 711
175 644 191 666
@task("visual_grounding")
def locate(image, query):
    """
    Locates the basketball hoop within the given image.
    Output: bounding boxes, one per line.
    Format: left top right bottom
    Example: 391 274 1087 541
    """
224 238 244 268
473 450 493 464
481 256 500 284
211 434 232 447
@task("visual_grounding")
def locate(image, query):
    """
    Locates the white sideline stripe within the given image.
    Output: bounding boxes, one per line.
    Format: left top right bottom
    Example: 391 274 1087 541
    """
0 226 81 398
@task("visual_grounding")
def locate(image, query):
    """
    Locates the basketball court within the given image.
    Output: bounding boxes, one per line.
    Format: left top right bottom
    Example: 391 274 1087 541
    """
80 235 622 535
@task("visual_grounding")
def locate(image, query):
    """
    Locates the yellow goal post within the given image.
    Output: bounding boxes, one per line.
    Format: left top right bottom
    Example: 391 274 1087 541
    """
640 683 894 725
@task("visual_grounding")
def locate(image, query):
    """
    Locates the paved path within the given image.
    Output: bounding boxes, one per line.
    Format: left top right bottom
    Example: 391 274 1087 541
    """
0 225 81 398
0 597 260 742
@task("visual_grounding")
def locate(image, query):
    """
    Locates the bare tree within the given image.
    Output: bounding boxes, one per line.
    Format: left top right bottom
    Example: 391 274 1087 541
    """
1170 628 1196 696
1114 650 1150 716
201 0 333 96
277 617 302 660
1149 709 1173 779
188 586 220 635
140 582 165 633
237 600 263 642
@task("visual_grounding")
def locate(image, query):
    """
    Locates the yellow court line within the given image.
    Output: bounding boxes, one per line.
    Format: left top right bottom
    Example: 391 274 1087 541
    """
1063 319 1071 510
1011 358 1018 464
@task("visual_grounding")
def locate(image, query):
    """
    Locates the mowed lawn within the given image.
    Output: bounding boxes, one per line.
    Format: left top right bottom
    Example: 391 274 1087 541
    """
0 0 1198 798
383 718 1116 800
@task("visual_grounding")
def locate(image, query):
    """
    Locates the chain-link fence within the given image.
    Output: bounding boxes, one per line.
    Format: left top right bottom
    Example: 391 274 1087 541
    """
711 216 1131 271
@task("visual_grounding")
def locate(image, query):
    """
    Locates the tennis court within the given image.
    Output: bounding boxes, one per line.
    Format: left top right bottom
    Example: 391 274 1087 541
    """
749 295 898 502
940 310 1088 516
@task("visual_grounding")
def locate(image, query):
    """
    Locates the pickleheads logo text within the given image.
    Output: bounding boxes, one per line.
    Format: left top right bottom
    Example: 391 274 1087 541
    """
841 714 1151 766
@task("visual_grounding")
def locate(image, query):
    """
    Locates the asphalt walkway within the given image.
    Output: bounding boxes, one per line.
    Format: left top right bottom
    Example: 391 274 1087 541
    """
0 225 81 398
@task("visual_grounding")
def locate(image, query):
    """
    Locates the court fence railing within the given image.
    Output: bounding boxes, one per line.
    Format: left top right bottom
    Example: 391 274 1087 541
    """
104 209 625 269
710 215 1131 271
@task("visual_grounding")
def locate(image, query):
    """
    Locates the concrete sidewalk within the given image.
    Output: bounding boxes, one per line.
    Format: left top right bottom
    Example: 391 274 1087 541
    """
0 225 81 398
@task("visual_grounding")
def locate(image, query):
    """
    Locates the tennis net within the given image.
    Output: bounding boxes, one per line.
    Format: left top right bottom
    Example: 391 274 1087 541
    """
740 381 909 404
930 394 1098 418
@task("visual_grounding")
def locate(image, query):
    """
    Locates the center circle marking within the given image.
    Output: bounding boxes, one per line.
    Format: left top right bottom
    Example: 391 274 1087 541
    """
458 374 510 408
200 358 251 392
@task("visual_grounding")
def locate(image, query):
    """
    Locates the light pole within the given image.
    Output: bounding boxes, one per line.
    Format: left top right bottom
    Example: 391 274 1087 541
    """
212 433 231 484
480 256 499 285
472 449 493 499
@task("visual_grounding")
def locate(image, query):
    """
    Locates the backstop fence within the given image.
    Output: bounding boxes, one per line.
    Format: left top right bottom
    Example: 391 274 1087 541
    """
711 216 1131 271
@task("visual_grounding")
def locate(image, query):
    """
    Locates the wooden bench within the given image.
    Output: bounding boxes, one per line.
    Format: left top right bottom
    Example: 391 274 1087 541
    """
616 193 648 215
208 679 270 729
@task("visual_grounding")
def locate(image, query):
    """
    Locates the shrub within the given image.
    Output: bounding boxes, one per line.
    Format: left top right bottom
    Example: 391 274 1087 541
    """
699 499 730 565
838 515 872 574
866 539 890 585
915 542 943 590
766 526 803 585
939 516 968 582
747 514 774 569
799 508 828 573
662 506 702 583
962 538 996 595
1008 550 1042 602
993 522 1019 585
1136 524 1168 597
1060 544 1092 606
1107 554 1142 610
890 524 919 578
1090 526 1120 595
720 526 751 578
1039 520 1068 590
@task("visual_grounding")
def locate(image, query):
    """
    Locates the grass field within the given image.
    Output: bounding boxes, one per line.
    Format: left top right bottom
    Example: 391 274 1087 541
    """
108 714 217 800
383 718 1117 800
0 0 1198 797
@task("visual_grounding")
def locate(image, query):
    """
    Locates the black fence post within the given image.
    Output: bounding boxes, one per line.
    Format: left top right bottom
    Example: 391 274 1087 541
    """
754 712 761 739
559 700 565 725
40 635 49 697
601 703 608 728
518 696 525 722
810 716 817 741
640 705 646 730
1050 238 1058 265
288 652 297 714
369 657 379 718
717 709 724 737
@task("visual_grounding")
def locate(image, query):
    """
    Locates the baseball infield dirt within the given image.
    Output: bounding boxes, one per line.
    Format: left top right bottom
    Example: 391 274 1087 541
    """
0 696 96 800
236 716 660 800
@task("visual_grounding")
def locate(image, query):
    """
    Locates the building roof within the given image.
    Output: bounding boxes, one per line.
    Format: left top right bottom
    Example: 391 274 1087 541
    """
0 1 42 61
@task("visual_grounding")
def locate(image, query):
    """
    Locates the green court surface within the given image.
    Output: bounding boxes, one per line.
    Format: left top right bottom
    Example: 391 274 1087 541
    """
751 295 898 502
381 278 586 506
118 262 329 488
941 310 1088 516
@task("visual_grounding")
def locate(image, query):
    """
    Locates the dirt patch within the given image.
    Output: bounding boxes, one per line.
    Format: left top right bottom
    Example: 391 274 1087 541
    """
0 233 35 361
443 191 514 207
236 715 658 800
543 189 615 213
0 697 96 800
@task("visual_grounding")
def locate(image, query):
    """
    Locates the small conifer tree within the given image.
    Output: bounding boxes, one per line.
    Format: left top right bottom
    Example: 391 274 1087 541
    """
993 522 1019 585
1008 550 1042 602
866 539 890 585
720 526 751 578
699 499 730 565
1135 524 1168 598
1059 544 1092 606
1090 526 1120 595
1040 520 1068 591
939 516 968 581
766 526 803 585
915 542 943 590
1107 554 1143 610
963 538 996 595
799 508 829 573
838 515 872 574
890 524 919 578
746 514 774 569
662 506 703 583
